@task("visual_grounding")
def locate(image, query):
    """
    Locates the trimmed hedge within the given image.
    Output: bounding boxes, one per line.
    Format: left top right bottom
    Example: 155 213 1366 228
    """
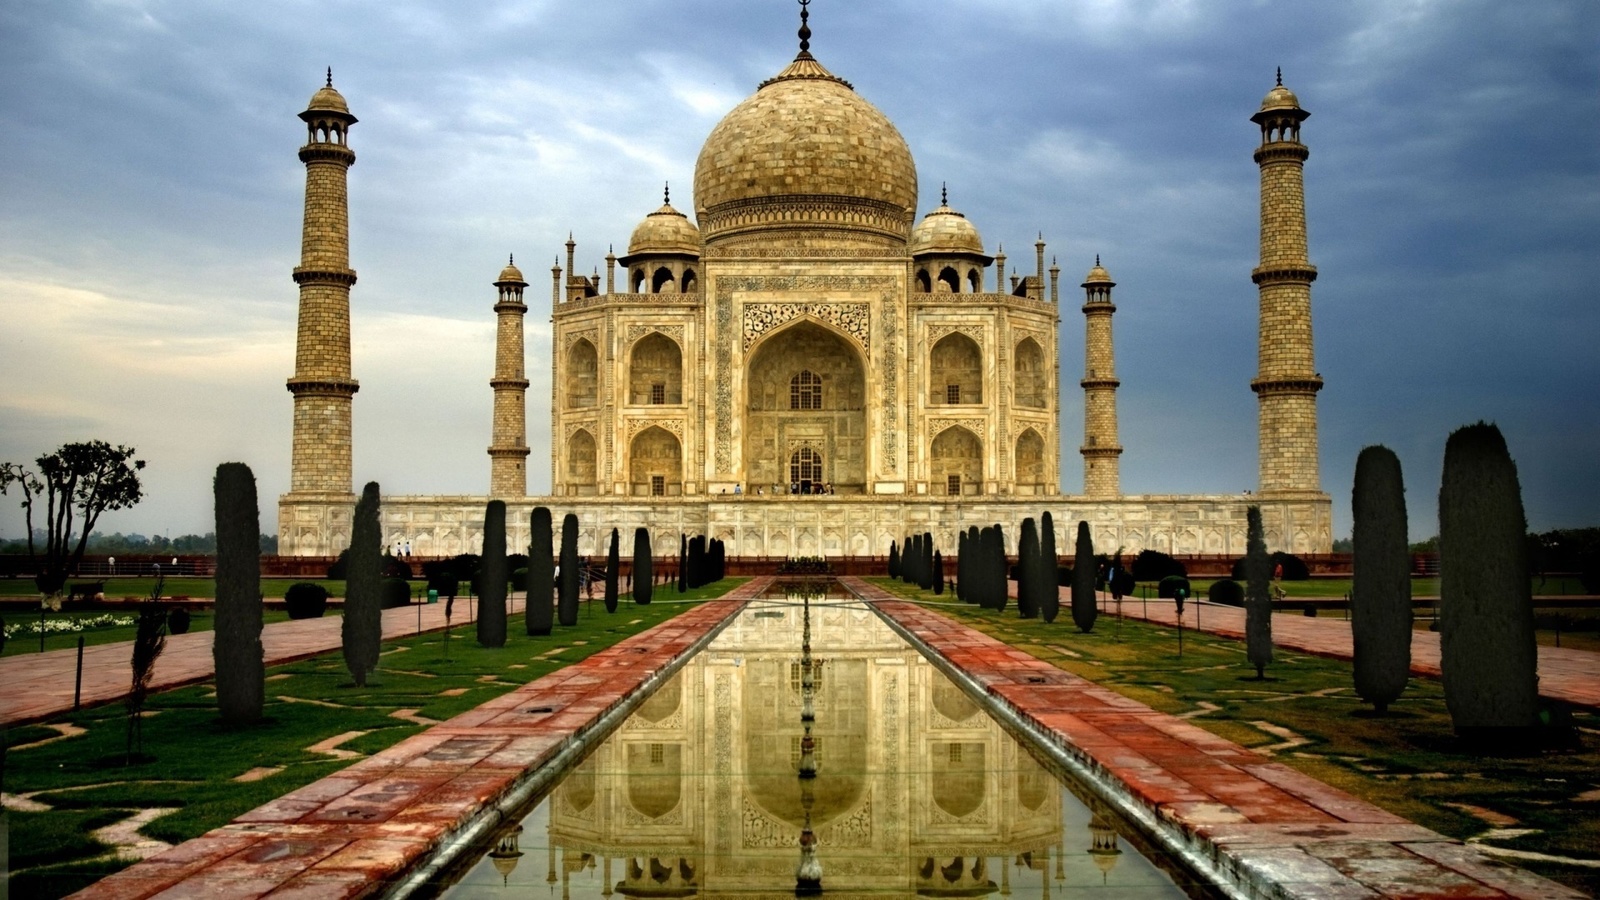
1157 575 1191 599
284 582 329 619
1207 579 1244 606
380 577 411 609
1131 550 1186 582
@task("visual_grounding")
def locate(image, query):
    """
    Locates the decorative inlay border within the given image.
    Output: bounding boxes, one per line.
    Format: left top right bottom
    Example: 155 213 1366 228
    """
927 323 985 347
929 417 986 440
743 302 870 352
625 418 685 443
563 328 599 352
626 323 685 346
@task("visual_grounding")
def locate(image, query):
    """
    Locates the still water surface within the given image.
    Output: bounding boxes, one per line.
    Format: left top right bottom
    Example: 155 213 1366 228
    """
439 591 1198 898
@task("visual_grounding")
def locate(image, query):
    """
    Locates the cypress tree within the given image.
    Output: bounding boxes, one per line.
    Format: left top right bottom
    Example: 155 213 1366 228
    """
1352 445 1412 714
528 508 554 636
1017 518 1040 619
932 549 944 595
903 534 916 584
690 535 707 588
477 500 508 647
1439 422 1538 738
966 526 981 604
213 462 263 724
1245 506 1272 678
633 527 654 605
678 533 689 593
343 482 383 685
1069 521 1097 632
888 540 900 578
1040 512 1060 624
993 525 1009 611
604 528 620 613
558 513 579 626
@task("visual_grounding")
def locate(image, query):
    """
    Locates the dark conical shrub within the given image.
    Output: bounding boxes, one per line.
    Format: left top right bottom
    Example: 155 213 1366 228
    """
983 525 1007 611
343 482 382 686
966 526 981 604
477 500 508 648
903 534 916 584
1244 506 1272 678
604 528 620 613
1071 521 1097 632
527 508 554 636
1017 518 1039 619
932 550 944 595
1352 445 1412 715
633 528 653 605
213 462 263 724
1439 422 1537 737
557 514 580 626
888 540 900 578
1040 512 1060 624
954 532 966 603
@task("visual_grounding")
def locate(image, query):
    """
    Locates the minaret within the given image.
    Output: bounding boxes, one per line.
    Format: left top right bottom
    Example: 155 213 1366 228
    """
1080 258 1122 498
489 257 530 497
1251 70 1323 495
287 70 359 498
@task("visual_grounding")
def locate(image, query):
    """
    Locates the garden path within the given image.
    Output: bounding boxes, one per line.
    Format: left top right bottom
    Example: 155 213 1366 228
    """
0 596 516 728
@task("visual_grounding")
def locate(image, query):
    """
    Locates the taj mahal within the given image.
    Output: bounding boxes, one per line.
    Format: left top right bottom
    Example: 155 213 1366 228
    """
277 8 1332 560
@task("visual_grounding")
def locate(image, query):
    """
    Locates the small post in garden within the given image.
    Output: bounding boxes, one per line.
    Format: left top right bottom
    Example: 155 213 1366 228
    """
74 635 85 710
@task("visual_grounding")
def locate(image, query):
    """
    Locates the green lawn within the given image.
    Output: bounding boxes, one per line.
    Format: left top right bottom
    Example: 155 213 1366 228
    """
3 579 745 899
871 578 1600 897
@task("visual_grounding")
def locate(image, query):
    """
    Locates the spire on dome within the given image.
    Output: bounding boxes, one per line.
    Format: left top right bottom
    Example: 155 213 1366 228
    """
941 182 948 206
1276 66 1283 86
509 253 514 265
326 67 333 88
798 0 812 57
664 182 671 205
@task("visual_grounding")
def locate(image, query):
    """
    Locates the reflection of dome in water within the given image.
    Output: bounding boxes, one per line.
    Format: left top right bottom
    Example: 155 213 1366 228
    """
743 657 867 828
693 51 917 249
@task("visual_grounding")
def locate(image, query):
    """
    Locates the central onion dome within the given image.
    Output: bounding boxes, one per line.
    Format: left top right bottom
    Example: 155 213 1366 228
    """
693 49 918 251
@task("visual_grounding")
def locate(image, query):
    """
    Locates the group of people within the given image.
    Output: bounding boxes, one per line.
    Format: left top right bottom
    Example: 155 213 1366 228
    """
726 482 836 496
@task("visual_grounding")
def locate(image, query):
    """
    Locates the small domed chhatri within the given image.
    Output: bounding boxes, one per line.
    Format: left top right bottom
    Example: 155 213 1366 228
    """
909 189 986 257
497 255 525 285
1083 256 1113 286
1258 67 1302 113
627 186 702 258
306 68 352 116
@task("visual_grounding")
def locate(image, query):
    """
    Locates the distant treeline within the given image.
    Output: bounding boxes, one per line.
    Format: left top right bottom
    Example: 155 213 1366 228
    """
0 529 278 556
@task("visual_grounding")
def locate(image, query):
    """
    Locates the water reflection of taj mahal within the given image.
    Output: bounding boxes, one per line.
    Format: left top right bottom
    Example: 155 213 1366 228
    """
278 5 1332 560
454 598 1184 898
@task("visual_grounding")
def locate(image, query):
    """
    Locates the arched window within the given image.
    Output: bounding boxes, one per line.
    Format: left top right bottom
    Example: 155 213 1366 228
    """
915 269 932 293
790 447 824 485
790 370 822 410
681 268 697 293
967 268 982 292
652 267 675 293
937 266 960 293
631 268 646 293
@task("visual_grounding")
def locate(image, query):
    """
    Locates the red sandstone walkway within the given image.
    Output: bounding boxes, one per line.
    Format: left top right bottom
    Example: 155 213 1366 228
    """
0 596 515 727
69 580 765 900
1080 590 1600 710
852 577 1584 900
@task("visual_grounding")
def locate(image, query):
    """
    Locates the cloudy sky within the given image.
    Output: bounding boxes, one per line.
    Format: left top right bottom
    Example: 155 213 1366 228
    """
1 0 1596 544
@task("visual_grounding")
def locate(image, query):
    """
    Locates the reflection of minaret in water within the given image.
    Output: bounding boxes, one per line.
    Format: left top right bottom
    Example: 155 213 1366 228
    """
487 823 523 885
1087 807 1123 884
795 584 823 895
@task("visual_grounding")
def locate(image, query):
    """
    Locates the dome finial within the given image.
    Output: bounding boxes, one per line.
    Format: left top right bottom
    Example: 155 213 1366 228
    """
664 182 671 205
1096 254 1101 266
508 253 514 265
941 182 948 206
1276 66 1282 87
326 67 333 88
798 0 812 56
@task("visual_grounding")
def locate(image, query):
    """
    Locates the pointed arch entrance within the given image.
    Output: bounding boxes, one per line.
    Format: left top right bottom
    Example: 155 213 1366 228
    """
744 320 865 492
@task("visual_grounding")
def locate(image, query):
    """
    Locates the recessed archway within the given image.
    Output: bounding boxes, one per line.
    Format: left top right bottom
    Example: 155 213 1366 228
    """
930 333 983 405
1015 428 1045 493
629 333 683 405
567 429 597 493
567 339 598 409
1014 338 1045 409
629 426 682 496
744 320 865 493
931 425 982 496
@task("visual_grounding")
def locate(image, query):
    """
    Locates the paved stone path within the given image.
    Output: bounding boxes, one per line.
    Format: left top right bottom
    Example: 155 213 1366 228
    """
853 578 1584 900
0 596 512 728
1078 590 1600 710
70 581 763 900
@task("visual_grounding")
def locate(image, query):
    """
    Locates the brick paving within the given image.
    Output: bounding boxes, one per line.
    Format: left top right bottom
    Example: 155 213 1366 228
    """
851 578 1585 900
1079 590 1600 711
1 595 514 728
68 580 764 900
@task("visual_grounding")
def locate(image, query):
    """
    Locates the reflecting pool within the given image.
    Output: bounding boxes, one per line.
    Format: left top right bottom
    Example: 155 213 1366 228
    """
436 589 1201 898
